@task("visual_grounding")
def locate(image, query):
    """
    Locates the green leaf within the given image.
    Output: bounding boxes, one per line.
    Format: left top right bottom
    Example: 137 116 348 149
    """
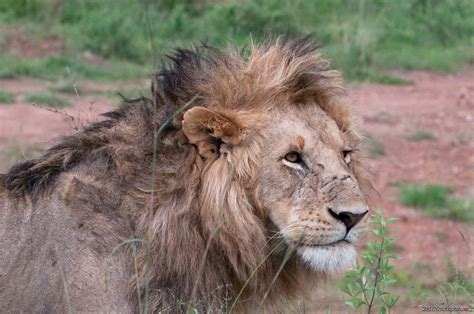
362 253 375 264
383 253 399 260
339 285 352 295
352 297 366 308
386 296 400 308
344 300 356 309
383 278 397 286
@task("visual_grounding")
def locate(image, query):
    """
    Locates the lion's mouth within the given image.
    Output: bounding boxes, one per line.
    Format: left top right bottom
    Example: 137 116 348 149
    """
301 239 351 248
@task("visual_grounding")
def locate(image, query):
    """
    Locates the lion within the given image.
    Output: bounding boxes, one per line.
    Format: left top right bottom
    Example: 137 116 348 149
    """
0 38 371 313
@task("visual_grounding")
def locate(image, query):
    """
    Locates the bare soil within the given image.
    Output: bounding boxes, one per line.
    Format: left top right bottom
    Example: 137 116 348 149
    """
0 68 473 312
349 69 474 272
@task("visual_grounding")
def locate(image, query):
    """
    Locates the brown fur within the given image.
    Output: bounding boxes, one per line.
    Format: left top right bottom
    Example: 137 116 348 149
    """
0 38 371 313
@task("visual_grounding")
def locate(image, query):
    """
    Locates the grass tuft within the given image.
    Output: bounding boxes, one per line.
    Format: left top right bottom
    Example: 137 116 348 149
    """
399 184 474 222
391 260 474 305
406 130 437 142
0 56 148 81
0 91 15 103
25 92 70 108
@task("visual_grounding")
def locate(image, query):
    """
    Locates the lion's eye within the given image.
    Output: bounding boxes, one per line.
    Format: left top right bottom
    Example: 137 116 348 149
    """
343 149 352 164
282 151 305 170
284 151 302 163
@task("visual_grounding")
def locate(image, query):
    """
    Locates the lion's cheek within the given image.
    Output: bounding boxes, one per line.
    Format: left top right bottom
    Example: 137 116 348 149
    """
267 200 294 230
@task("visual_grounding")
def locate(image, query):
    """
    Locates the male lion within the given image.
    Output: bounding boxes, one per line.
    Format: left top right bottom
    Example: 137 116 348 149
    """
0 38 371 313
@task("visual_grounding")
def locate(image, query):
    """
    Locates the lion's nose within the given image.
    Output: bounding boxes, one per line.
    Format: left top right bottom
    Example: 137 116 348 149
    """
327 208 368 231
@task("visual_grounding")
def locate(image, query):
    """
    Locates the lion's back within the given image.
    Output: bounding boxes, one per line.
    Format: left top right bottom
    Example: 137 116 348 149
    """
0 173 134 313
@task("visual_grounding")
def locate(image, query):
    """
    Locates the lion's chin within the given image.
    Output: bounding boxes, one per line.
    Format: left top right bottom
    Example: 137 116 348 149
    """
298 242 356 273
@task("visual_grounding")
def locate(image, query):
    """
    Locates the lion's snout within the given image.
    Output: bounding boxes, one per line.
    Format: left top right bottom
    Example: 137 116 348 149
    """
327 207 368 231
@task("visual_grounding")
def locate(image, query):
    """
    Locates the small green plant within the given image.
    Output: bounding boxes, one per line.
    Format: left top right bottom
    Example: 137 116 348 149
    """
406 130 437 142
390 260 474 306
339 209 400 313
25 92 70 108
442 260 474 304
399 184 474 222
0 91 15 103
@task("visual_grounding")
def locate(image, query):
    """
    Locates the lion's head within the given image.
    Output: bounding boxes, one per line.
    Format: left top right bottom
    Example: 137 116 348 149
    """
176 39 371 278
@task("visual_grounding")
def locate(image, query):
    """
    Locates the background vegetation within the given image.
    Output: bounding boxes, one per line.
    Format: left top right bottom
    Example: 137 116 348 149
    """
0 0 472 82
1 0 473 311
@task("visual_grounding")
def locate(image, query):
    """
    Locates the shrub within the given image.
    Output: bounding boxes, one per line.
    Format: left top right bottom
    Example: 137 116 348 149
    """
399 184 474 222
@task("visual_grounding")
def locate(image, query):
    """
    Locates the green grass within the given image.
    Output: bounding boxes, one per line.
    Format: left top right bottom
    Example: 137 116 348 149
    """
0 56 148 81
0 91 15 103
399 184 474 222
0 0 472 82
392 261 474 306
406 130 437 142
24 92 70 108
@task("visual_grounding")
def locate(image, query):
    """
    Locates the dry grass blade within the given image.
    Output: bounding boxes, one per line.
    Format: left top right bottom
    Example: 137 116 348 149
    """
228 238 287 313
187 226 222 312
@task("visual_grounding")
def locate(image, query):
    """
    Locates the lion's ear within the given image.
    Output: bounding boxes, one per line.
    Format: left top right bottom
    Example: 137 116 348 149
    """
182 107 246 159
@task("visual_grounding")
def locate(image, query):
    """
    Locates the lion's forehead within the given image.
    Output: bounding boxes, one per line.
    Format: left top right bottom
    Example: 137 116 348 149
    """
263 106 346 154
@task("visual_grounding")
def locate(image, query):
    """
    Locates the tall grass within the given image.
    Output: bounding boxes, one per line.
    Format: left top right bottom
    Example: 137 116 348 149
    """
0 0 472 81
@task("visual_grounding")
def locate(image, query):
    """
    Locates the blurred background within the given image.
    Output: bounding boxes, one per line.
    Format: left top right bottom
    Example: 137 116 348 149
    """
0 0 473 312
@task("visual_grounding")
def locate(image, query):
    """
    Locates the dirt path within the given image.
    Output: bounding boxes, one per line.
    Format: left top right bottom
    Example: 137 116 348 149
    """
1 68 473 310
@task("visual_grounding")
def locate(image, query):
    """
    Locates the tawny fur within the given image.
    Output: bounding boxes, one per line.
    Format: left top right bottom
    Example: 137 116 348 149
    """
0 38 371 313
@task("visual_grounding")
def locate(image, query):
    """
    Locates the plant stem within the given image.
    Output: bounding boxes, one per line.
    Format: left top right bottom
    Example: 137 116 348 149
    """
359 277 370 306
367 237 385 314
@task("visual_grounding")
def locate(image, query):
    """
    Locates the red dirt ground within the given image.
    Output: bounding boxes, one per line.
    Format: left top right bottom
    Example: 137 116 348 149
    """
0 68 473 312
349 69 473 273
